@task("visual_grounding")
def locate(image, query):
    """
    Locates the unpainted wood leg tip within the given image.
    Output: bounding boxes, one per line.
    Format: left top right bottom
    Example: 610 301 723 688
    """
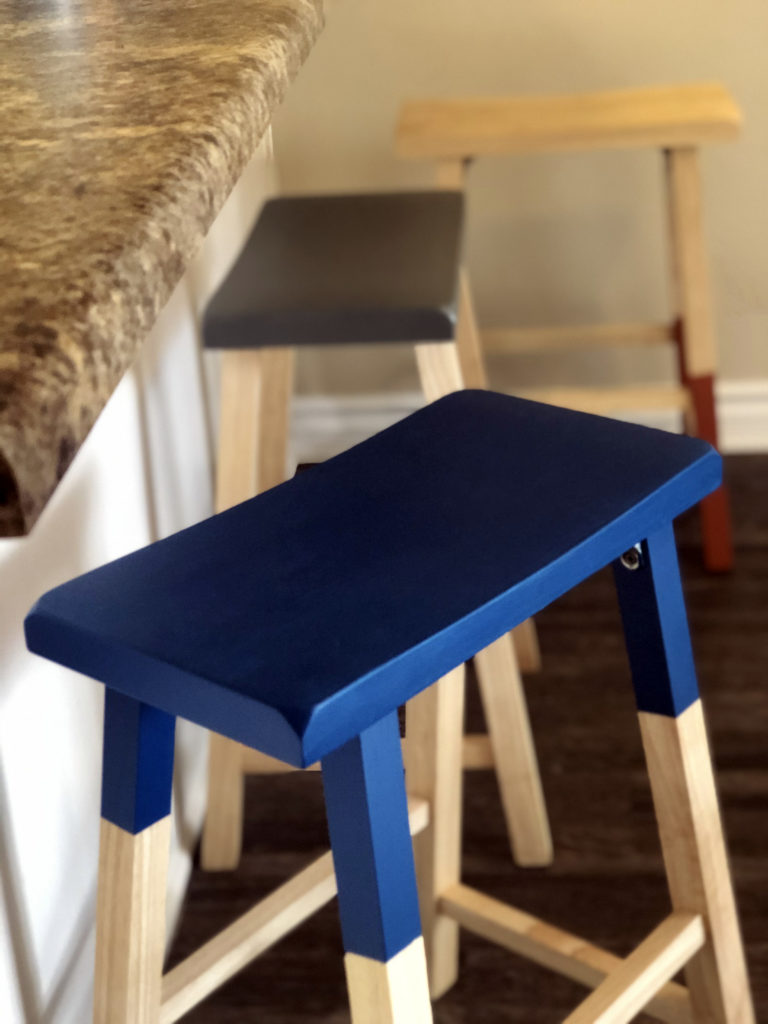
199 849 242 872
511 842 554 869
703 552 734 574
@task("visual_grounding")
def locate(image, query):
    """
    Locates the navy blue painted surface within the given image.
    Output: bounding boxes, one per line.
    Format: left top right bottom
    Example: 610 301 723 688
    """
101 690 175 834
25 391 721 766
613 524 701 717
321 712 422 962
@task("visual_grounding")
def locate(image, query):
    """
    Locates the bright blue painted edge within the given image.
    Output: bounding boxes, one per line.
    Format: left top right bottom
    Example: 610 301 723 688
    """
298 447 720 761
613 522 700 718
24 610 306 766
320 712 422 962
101 690 176 834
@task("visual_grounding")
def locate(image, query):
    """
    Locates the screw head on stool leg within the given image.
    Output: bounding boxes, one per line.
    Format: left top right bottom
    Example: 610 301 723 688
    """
620 545 643 571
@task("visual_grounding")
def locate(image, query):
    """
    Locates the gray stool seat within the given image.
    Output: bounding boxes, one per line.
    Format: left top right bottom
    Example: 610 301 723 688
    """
203 191 464 348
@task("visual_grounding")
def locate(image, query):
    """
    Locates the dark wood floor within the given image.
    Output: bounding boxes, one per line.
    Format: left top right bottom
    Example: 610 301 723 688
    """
168 455 768 1022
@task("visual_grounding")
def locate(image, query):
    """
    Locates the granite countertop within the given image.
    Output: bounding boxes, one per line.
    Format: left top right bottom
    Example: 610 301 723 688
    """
0 0 323 536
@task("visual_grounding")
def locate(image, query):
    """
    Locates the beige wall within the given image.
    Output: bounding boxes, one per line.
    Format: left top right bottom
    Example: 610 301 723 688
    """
272 0 768 396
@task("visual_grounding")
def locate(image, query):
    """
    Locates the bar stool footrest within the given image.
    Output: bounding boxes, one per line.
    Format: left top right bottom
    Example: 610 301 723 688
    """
516 385 692 418
562 912 704 1024
161 798 430 1023
482 321 676 354
438 884 701 1024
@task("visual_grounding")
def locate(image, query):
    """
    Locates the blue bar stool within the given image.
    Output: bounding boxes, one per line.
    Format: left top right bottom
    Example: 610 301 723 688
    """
26 392 753 1023
200 190 548 872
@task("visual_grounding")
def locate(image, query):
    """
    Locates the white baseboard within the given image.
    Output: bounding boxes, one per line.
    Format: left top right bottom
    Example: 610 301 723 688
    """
291 380 768 463
716 380 768 453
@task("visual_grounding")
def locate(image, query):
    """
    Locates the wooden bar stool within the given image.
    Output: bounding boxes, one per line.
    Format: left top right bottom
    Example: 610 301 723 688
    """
27 389 753 1015
26 391 753 1023
200 189 550 873
397 82 743 572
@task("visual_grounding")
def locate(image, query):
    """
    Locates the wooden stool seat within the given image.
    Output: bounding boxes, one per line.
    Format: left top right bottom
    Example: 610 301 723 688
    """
25 391 754 1023
396 82 742 159
203 191 464 348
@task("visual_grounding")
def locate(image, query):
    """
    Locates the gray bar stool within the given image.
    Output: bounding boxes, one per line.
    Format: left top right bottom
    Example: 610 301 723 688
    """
200 190 550 872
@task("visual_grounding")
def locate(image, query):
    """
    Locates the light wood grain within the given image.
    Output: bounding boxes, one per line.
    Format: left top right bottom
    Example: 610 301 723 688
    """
454 268 488 390
201 350 265 870
439 884 695 1024
434 159 467 190
665 148 718 378
396 83 742 160
94 817 171 1024
483 321 675 354
414 270 487 396
511 617 542 673
563 913 704 1024
201 734 246 870
461 733 493 769
405 666 465 999
161 850 336 1023
162 798 429 1022
474 634 552 866
414 340 465 403
345 937 433 1024
640 702 756 1024
255 347 295 491
202 348 295 870
517 384 692 417
213 350 263 510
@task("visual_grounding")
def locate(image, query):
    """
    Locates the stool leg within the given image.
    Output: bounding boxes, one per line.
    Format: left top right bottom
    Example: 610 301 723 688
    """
454 271 542 672
511 617 542 674
681 357 734 574
202 734 246 870
94 691 175 1024
475 636 553 866
414 333 464 401
445 269 543 677
415 286 552 869
665 147 733 572
614 525 754 1024
322 713 433 1024
201 348 295 870
454 268 488 391
405 665 465 998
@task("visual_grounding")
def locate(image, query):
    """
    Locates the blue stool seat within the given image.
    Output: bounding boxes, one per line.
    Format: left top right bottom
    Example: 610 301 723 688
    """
26 391 755 1024
25 391 718 769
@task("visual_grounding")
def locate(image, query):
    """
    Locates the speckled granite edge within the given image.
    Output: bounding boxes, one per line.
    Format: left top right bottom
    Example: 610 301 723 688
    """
1 0 323 536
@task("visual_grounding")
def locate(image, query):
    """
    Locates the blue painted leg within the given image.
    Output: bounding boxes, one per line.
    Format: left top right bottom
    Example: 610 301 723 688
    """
614 524 755 1024
322 712 432 1023
94 692 175 1024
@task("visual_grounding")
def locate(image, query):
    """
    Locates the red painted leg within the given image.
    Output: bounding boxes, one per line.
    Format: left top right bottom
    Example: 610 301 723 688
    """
665 145 734 574
687 374 733 572
671 320 733 573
